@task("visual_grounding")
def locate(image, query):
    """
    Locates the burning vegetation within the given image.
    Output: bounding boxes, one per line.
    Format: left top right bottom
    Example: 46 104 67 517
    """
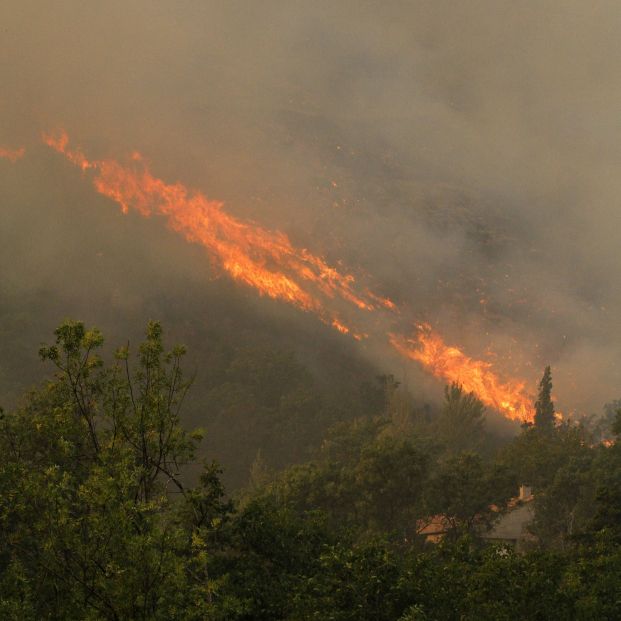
40 129 538 423
391 326 535 422
0 145 25 162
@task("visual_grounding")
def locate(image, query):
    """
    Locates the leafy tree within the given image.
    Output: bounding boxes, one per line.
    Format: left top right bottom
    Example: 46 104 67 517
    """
425 453 516 536
294 539 406 621
0 320 230 619
320 416 389 464
456 544 572 620
500 419 596 548
212 498 333 620
560 535 621 619
352 437 431 536
436 383 486 454
529 453 597 548
258 436 430 540
589 415 621 542
6 319 621 619
257 414 432 540
501 420 590 492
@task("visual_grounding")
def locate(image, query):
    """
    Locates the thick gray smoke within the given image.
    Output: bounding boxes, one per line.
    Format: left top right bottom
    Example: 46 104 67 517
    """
2 1 621 417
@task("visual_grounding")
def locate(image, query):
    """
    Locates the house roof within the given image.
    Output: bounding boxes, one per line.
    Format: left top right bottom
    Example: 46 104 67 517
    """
482 500 534 541
417 495 535 541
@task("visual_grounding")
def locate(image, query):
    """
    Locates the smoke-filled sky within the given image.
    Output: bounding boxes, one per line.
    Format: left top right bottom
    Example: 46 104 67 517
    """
2 1 621 417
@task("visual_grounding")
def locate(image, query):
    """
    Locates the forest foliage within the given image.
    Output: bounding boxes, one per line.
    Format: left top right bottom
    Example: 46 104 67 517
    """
1 321 621 619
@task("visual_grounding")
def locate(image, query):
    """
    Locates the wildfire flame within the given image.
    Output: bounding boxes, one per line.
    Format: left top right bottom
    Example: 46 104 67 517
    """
42 128 538 423
0 146 25 162
42 129 399 333
390 325 535 422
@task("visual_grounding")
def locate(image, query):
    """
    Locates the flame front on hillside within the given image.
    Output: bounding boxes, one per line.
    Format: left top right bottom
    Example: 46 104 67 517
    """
42 130 397 334
390 325 535 422
43 129 536 423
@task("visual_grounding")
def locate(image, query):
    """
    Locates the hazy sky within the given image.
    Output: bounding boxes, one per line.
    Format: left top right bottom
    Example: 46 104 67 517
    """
2 1 621 416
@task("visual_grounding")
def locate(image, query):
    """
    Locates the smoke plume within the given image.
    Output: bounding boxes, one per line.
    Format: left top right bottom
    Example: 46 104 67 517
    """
2 1 621 420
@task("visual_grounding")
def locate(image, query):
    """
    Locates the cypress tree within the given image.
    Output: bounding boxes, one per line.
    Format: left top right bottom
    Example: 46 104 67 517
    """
534 365 555 430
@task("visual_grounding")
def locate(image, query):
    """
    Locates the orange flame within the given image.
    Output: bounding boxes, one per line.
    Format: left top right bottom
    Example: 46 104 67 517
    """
331 318 350 334
390 324 535 422
0 146 25 163
41 129 394 331
43 129 538 423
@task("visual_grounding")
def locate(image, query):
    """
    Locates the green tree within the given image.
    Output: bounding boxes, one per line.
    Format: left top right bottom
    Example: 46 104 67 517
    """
589 414 621 542
426 453 516 536
529 452 597 548
258 415 432 540
0 320 229 620
212 497 333 620
352 437 431 536
437 383 485 454
534 365 555 431
294 539 406 621
500 420 596 548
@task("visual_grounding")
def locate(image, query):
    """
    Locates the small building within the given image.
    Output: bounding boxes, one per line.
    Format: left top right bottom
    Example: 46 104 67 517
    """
418 485 536 550
482 486 536 551
417 515 453 543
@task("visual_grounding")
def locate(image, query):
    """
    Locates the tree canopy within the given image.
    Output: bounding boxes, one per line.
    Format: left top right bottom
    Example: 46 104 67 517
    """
1 323 621 619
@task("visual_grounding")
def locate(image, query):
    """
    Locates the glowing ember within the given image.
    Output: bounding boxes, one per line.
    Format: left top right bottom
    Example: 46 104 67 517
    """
390 324 535 422
366 290 398 312
331 318 350 334
0 146 25 162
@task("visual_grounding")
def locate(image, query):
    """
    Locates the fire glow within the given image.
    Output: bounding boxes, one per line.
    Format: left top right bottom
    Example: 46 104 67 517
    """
43 129 536 423
390 326 534 422
42 129 394 335
0 146 25 162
